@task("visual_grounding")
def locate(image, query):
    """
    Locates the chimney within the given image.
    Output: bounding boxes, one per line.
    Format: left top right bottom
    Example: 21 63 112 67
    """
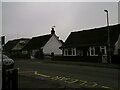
51 26 55 34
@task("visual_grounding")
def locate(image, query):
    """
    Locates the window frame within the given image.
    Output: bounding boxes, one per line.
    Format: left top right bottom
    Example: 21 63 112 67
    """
100 46 107 56
64 48 76 56
90 46 107 56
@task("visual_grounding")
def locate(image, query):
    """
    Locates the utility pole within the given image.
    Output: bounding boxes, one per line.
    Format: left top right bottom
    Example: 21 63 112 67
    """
104 10 111 63
1 36 5 90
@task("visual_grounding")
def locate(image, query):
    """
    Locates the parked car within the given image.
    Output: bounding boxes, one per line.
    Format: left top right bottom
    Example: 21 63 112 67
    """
0 54 14 69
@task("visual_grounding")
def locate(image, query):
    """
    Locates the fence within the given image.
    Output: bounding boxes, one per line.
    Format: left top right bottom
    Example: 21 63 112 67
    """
2 68 18 90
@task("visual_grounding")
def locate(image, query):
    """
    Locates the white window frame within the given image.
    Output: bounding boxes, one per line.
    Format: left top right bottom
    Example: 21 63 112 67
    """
100 46 107 56
77 49 83 56
90 46 97 56
90 46 107 56
22 50 28 55
32 49 39 56
64 48 76 56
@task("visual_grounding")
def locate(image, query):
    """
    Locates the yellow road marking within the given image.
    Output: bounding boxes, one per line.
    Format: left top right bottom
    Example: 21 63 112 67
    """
34 71 113 89
79 80 88 85
65 79 79 84
34 71 50 78
84 82 98 87
51 76 70 81
101 86 113 89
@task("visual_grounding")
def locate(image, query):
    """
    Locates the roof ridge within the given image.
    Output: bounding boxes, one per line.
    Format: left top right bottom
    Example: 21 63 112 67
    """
32 34 52 38
72 24 119 33
9 38 30 42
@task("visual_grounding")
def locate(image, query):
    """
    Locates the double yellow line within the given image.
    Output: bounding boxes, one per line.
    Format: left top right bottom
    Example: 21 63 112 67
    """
18 69 114 89
34 71 113 89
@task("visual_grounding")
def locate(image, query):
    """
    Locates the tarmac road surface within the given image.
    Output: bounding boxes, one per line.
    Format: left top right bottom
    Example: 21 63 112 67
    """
15 59 120 89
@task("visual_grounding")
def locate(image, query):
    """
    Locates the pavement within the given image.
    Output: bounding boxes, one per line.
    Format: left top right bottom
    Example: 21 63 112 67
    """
21 58 120 69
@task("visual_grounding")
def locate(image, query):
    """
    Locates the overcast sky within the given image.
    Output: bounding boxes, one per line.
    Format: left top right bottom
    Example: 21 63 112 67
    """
2 2 118 42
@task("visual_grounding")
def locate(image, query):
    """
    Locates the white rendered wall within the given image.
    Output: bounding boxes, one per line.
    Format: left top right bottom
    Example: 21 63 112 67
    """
114 34 120 55
43 34 62 55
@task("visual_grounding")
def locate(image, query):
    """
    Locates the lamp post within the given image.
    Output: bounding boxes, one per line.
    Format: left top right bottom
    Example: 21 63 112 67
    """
1 36 5 90
104 10 111 63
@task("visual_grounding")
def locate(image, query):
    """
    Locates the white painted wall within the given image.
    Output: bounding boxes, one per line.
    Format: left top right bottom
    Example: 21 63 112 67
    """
43 34 62 55
114 34 120 55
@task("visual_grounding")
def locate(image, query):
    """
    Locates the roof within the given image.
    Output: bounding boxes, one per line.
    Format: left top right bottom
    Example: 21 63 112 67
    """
12 39 30 51
3 38 30 52
59 40 64 44
23 34 52 50
61 24 120 48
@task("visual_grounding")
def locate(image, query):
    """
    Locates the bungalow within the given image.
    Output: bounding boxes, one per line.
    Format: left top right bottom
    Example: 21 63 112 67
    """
23 27 63 59
60 24 120 63
3 38 30 58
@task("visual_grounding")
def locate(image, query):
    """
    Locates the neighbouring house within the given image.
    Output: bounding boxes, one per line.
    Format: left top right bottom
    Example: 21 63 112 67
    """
23 27 63 59
60 24 120 63
3 38 30 58
114 34 120 55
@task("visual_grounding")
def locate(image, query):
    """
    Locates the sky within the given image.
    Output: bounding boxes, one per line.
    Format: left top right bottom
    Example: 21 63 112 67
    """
2 2 119 42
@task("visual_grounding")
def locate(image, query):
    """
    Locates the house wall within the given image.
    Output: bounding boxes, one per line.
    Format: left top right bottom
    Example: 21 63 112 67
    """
114 34 120 55
43 34 62 55
53 56 101 63
63 46 107 57
64 48 76 56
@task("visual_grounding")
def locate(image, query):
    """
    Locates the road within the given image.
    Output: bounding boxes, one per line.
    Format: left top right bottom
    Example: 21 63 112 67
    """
15 59 120 89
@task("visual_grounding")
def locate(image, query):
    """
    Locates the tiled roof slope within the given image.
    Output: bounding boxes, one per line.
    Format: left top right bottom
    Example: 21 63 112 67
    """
3 38 30 52
61 24 120 48
12 39 30 51
23 34 52 50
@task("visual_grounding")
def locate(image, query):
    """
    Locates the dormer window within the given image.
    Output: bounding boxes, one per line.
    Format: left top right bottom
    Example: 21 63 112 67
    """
19 41 26 45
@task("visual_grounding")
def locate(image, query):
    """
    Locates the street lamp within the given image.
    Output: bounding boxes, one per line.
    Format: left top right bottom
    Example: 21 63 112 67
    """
104 9 111 63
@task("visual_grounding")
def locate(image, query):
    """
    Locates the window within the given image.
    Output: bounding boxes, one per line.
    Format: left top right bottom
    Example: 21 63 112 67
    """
64 48 76 56
100 46 106 55
77 49 83 56
95 47 100 55
22 50 28 54
72 49 75 55
32 49 39 56
90 47 95 56
90 46 99 56
90 46 106 56
65 50 67 56
91 48 94 55
68 49 72 55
